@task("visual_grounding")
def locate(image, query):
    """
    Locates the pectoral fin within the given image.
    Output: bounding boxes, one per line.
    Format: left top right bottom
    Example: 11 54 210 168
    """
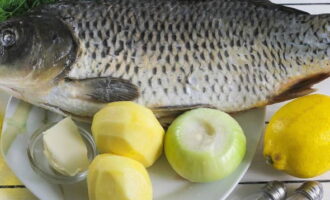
43 76 139 121
63 77 139 103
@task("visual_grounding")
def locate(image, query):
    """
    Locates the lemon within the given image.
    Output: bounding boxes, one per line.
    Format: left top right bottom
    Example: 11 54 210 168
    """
91 101 164 167
263 94 330 178
88 154 152 200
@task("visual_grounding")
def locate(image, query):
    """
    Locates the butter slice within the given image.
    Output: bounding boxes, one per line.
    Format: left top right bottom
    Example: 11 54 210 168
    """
43 117 89 176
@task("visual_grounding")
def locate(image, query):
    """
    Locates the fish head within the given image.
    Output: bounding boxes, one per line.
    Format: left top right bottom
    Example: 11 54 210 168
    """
0 17 36 79
0 15 77 88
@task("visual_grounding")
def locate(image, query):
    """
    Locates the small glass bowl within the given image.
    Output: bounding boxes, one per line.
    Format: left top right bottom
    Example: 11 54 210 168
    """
27 122 97 184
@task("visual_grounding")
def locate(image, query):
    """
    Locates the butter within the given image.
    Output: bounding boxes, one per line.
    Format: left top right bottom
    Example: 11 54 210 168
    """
43 117 89 176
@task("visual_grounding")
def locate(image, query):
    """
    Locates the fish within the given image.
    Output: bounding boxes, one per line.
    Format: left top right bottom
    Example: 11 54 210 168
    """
0 0 329 124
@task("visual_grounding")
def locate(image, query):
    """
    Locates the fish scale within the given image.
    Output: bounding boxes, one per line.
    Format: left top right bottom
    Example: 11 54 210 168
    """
38 0 329 112
0 0 329 121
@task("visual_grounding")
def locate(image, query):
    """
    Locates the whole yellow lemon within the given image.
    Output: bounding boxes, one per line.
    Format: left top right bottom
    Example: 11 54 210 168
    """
263 94 330 178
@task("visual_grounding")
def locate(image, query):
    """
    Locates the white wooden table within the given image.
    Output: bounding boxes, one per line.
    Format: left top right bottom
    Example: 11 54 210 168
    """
0 1 329 199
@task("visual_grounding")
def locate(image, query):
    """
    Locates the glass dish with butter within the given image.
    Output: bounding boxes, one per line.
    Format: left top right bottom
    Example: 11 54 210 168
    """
28 117 97 184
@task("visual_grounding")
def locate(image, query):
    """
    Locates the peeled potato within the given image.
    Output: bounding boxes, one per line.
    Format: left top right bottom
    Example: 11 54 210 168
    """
88 154 152 200
91 101 164 167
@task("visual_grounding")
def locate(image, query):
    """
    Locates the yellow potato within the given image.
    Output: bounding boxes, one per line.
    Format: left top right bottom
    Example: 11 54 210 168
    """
88 154 152 200
92 101 164 167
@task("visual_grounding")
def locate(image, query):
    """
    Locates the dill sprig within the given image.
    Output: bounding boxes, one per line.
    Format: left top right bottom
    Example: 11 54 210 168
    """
0 0 57 21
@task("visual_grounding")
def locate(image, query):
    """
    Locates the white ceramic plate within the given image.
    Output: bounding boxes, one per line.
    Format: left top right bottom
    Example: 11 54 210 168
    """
1 97 265 200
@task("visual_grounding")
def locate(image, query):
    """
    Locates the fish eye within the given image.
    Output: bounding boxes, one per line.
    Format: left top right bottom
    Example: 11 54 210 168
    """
1 30 16 47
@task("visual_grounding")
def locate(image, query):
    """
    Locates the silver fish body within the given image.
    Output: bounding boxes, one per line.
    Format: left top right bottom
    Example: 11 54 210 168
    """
0 0 329 122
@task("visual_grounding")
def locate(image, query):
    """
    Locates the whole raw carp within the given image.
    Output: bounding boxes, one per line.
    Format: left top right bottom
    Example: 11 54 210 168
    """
0 0 329 123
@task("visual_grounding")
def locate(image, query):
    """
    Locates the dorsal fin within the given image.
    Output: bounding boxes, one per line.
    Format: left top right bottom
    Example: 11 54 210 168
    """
244 0 310 15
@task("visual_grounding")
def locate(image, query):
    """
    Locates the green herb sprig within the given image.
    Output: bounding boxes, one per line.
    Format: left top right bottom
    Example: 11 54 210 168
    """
0 0 57 21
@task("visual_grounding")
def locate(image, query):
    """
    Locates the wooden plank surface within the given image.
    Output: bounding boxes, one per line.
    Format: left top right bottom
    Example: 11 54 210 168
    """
0 0 329 199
